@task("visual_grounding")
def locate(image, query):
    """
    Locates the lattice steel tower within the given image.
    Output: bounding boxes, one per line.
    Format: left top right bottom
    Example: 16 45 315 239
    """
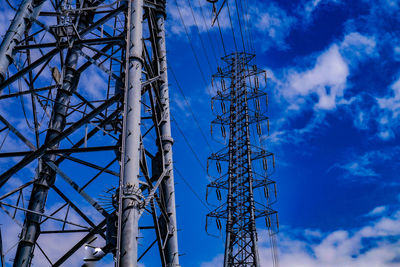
0 0 179 266
206 52 278 267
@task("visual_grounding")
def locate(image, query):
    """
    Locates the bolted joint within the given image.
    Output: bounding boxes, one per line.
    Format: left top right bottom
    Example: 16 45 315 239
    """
161 135 174 145
121 184 144 208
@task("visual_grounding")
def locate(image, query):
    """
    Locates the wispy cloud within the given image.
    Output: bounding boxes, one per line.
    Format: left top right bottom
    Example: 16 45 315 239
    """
376 76 400 140
252 2 296 50
329 148 399 180
203 205 400 267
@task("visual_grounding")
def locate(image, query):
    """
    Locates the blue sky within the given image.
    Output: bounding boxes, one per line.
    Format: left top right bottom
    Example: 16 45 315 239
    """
1 0 400 266
166 0 400 266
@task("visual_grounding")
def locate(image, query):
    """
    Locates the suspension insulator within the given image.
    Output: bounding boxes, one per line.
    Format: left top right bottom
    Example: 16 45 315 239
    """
221 79 226 91
255 76 259 89
272 154 276 168
210 124 213 136
207 159 209 173
216 218 222 230
255 98 260 111
211 100 214 111
264 71 267 86
216 189 222 201
263 157 268 170
257 123 262 136
267 119 270 135
216 161 222 174
221 126 226 138
221 101 226 113
274 183 277 198
264 186 270 199
266 216 271 228
276 214 280 230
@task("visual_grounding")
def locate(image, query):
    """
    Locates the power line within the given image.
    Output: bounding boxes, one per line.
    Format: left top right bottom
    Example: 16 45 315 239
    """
216 16 227 56
169 65 215 153
187 0 215 74
175 0 209 87
233 0 247 53
174 167 211 211
196 0 222 61
171 114 209 175
240 0 255 53
225 0 238 52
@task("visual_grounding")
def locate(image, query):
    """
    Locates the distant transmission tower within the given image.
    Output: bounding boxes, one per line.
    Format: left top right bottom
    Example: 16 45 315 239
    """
206 52 279 267
0 0 179 266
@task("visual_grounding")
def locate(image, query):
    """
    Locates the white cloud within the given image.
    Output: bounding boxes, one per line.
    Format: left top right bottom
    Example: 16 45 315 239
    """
264 32 378 145
167 0 229 35
252 3 296 50
282 32 375 112
300 0 341 23
339 157 379 178
204 205 400 267
394 46 400 61
368 206 388 217
375 76 400 140
201 254 223 267
330 148 399 180
339 32 377 62
171 93 191 117
286 44 349 110
79 66 108 100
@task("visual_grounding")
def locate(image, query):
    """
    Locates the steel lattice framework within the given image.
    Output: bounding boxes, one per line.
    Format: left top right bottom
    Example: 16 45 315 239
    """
206 52 278 267
0 0 180 266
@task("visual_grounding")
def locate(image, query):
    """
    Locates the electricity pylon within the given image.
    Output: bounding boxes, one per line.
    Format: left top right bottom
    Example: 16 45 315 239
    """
206 52 279 267
0 0 179 266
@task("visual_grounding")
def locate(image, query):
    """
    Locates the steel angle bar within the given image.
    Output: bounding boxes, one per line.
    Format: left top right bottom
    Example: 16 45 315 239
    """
14 36 124 50
52 219 107 267
0 0 47 83
0 181 33 201
44 160 109 217
40 229 90 234
0 202 90 229
139 169 167 217
0 116 35 151
0 94 120 188
0 5 125 92
0 85 56 100
51 186 98 229
61 154 119 177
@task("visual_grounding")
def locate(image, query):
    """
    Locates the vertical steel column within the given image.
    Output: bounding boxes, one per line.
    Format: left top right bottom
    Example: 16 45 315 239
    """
119 0 144 265
223 55 237 267
155 7 180 266
0 0 46 83
13 6 94 267
243 79 261 267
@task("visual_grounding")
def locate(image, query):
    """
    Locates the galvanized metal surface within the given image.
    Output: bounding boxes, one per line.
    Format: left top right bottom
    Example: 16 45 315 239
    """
0 0 180 266
207 52 278 267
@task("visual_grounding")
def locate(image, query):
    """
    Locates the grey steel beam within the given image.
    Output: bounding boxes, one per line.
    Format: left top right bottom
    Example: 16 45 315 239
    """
14 36 124 50
0 0 46 83
0 94 120 188
52 219 107 267
13 5 98 263
0 3 123 92
0 115 36 150
118 0 144 265
155 6 180 266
